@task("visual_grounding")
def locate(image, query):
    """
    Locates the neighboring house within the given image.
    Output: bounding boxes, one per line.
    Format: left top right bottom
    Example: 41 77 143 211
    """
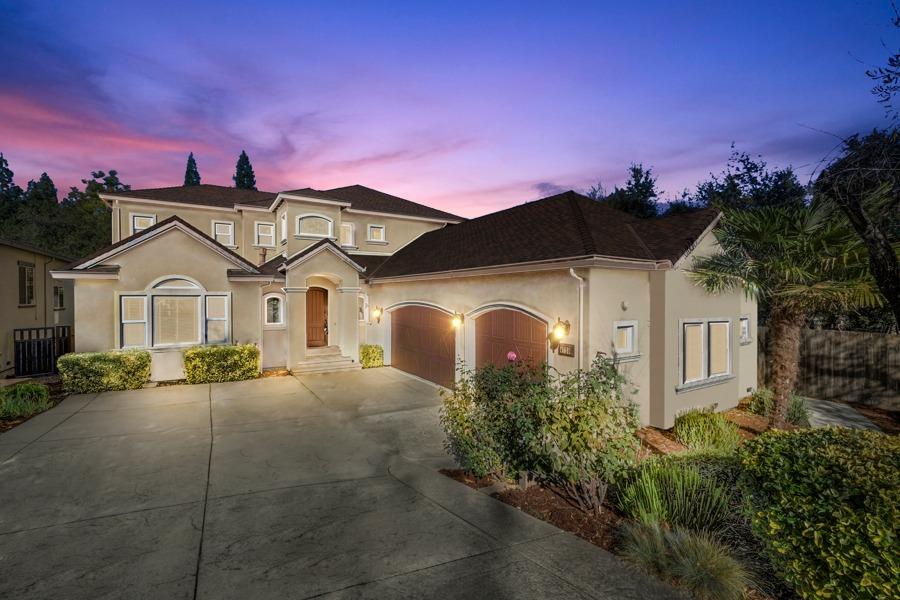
1 239 74 377
52 184 756 428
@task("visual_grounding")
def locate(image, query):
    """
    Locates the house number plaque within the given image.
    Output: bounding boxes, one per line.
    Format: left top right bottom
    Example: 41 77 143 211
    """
557 343 575 357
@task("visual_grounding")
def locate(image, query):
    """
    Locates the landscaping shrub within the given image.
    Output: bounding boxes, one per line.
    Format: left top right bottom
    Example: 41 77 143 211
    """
747 387 810 427
673 406 741 452
617 460 731 532
440 355 640 512
740 428 900 599
359 344 384 368
619 523 748 600
183 344 259 384
57 350 151 393
0 382 52 418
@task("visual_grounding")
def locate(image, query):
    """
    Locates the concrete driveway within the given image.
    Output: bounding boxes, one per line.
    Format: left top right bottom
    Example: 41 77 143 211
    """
0 368 670 599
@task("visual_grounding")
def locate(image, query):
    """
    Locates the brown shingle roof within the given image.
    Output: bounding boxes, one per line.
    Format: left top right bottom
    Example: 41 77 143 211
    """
324 185 463 222
367 191 719 279
105 184 277 208
0 237 72 262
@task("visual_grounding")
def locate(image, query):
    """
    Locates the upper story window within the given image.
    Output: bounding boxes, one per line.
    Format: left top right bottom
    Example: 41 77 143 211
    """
255 222 275 247
367 224 386 244
680 318 731 388
18 262 35 306
296 214 334 239
339 223 356 247
130 213 156 235
53 286 65 310
212 221 235 247
280 212 287 244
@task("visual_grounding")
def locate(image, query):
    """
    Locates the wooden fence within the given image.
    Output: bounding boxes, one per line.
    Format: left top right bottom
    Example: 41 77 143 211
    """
758 327 900 410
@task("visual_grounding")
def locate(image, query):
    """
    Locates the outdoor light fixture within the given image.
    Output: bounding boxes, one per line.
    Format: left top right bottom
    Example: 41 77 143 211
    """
548 317 571 352
450 312 464 329
372 306 383 323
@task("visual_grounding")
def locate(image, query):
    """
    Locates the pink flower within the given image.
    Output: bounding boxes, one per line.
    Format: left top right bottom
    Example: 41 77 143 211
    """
506 351 518 362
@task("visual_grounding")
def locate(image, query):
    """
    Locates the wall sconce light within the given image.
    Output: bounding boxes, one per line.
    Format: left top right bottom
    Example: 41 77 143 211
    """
371 306 383 323
548 317 571 352
450 312 464 329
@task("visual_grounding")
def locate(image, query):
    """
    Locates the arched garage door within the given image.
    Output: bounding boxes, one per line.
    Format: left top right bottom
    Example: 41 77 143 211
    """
391 305 456 388
476 308 547 368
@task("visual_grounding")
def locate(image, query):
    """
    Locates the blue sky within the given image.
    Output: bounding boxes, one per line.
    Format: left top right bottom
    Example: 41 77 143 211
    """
0 0 893 215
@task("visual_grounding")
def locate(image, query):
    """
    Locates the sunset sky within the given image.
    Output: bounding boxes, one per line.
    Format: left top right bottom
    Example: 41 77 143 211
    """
1 0 893 217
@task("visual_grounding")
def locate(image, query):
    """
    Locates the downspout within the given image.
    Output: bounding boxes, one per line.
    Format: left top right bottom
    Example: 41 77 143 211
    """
569 268 585 371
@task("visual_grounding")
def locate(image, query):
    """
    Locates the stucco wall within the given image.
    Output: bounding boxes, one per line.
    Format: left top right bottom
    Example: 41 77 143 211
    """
650 233 756 428
71 228 262 379
341 215 439 255
0 244 73 376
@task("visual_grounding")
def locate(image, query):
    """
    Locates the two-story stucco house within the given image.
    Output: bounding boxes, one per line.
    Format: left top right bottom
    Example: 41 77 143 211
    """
51 183 757 428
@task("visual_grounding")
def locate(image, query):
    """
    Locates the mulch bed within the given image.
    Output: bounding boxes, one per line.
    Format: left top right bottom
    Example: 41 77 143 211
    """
495 485 624 551
0 377 68 433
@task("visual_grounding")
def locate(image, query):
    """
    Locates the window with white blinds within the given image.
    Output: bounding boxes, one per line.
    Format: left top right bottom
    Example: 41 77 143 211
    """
119 280 230 349
153 296 200 346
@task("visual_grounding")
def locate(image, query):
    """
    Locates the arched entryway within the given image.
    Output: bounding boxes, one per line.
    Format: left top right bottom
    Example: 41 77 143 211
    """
306 287 328 347
390 304 456 387
475 307 547 368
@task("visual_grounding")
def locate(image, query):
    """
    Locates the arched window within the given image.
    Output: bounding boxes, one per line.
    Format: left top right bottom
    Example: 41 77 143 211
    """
264 294 284 327
153 278 200 289
296 214 334 238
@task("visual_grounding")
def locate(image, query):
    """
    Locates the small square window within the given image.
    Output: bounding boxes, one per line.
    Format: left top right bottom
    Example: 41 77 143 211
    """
131 214 156 235
213 221 234 246
367 225 386 243
613 320 637 356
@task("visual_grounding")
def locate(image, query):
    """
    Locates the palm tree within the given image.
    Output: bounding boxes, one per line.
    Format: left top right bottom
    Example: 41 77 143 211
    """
689 202 882 428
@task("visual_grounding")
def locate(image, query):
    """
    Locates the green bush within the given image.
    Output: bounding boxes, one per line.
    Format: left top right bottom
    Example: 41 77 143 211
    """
58 350 151 393
674 406 741 452
440 355 640 512
617 460 731 532
0 382 52 418
739 428 900 599
183 344 259 384
359 344 384 368
619 523 748 600
747 387 810 427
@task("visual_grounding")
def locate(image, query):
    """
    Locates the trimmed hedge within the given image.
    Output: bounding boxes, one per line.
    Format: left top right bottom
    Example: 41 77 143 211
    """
740 428 900 599
0 382 52 418
360 344 384 368
183 344 260 384
58 350 151 393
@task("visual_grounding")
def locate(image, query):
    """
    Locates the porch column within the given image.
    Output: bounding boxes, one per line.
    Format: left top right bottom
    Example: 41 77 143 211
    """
337 287 361 363
284 286 308 369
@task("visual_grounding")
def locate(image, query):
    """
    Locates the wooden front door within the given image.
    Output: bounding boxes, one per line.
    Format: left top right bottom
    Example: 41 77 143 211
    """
306 287 328 347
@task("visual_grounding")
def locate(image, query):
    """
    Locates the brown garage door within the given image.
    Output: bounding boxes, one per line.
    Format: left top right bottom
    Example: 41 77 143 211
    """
391 305 456 388
476 308 547 368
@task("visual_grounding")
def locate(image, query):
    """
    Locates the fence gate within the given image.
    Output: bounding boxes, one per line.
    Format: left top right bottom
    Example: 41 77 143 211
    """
13 326 73 377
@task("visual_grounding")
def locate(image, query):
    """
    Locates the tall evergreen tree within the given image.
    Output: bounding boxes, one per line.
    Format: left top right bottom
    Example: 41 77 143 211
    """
233 150 257 190
0 173 63 250
587 164 660 218
183 152 201 186
0 153 24 226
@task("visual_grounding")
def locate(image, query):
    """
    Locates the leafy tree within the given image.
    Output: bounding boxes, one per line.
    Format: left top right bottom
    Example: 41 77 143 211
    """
587 164 660 218
183 152 201 186
0 173 63 250
814 129 900 329
691 148 806 211
59 170 129 258
233 150 256 190
866 5 900 120
689 203 882 428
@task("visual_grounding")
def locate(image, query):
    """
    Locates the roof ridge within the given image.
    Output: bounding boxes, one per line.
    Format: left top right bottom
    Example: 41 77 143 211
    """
624 222 656 260
567 193 597 255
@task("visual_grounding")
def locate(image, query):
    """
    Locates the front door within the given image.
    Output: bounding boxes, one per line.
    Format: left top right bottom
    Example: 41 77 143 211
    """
306 287 328 347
